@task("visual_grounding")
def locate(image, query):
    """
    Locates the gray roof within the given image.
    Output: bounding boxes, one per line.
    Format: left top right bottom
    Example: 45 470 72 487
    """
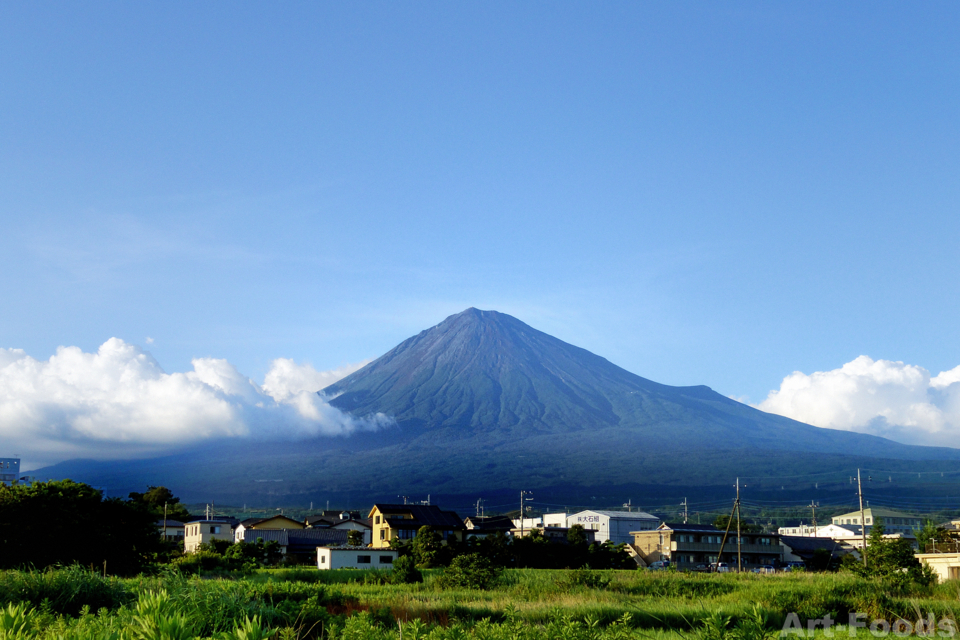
157 520 185 527
372 504 465 530
658 523 722 532
239 528 350 552
572 510 658 520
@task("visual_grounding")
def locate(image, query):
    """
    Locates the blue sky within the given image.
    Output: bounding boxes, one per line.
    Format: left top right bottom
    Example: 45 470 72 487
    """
2 3 959 464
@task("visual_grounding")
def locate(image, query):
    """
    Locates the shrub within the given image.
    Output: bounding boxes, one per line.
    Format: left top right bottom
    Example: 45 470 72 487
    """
436 554 501 590
390 556 423 585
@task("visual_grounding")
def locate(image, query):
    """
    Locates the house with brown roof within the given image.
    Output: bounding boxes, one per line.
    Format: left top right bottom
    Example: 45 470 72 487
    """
369 504 465 549
233 514 305 543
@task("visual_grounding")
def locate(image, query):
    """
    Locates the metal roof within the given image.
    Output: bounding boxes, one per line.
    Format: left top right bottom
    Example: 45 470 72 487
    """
371 504 465 530
570 509 658 520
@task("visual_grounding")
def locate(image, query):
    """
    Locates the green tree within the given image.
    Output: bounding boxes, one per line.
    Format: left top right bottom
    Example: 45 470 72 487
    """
128 486 191 521
567 524 588 547
412 526 443 568
477 530 513 567
915 520 950 553
713 515 760 533
347 530 364 546
0 480 161 575
853 523 935 585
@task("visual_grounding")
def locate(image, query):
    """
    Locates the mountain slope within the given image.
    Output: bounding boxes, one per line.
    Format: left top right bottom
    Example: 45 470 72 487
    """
32 308 960 506
325 308 953 459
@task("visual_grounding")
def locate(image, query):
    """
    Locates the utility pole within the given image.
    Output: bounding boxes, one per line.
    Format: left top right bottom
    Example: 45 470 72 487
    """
163 502 168 540
807 501 818 537
682 498 688 524
736 478 742 573
857 469 867 568
519 490 534 537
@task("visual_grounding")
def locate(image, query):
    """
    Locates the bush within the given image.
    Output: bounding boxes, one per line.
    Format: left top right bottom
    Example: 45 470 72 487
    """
436 553 501 590
390 556 423 585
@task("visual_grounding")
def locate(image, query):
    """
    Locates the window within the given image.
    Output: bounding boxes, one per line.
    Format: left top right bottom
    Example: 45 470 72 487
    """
357 555 371 564
380 529 385 540
320 556 326 563
375 516 380 524
211 526 221 534
379 556 393 564
758 538 771 545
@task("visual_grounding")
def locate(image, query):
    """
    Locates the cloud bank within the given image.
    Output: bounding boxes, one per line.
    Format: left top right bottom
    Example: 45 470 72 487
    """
759 356 960 447
0 339 387 468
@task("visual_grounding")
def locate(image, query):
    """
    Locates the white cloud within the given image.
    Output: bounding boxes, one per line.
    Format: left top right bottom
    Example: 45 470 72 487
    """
262 358 368 402
0 339 388 469
758 356 960 447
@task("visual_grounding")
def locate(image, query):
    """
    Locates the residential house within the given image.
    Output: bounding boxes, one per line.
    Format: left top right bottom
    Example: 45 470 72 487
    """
369 504 465 549
236 528 350 561
780 535 856 567
463 516 514 539
184 520 234 553
567 510 659 545
234 515 305 543
322 517 372 545
632 523 782 570
317 546 398 570
157 519 185 542
917 541 960 582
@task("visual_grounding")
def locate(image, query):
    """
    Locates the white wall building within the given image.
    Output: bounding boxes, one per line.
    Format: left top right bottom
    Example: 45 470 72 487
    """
543 513 570 528
567 510 659 544
316 546 398 570
511 516 543 530
329 519 372 545
184 520 234 553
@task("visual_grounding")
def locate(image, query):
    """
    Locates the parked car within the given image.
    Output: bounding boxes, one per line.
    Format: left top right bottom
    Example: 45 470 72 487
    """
784 562 805 572
708 562 730 573
754 565 776 574
647 560 672 570
694 563 709 572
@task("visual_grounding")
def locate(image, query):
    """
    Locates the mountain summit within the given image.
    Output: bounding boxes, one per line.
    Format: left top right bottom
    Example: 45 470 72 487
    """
35 308 960 505
325 308 932 458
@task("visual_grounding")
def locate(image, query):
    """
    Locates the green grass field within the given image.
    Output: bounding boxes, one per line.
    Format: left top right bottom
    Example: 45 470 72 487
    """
2 566 959 639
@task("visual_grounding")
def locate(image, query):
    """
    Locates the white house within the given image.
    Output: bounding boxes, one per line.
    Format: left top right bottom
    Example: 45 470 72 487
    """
329 518 373 545
543 513 570 528
566 510 659 544
316 546 398 570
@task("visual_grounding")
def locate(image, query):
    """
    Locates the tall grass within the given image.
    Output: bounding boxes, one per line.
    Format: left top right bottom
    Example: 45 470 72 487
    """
1 566 958 639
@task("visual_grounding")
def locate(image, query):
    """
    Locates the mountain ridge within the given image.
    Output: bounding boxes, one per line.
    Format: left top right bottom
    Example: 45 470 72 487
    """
30 307 960 506
324 307 955 459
